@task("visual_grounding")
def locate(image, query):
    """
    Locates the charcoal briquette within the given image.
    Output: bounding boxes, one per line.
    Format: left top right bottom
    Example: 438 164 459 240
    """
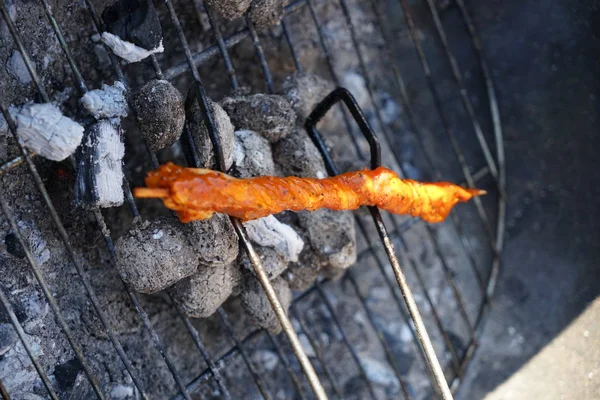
248 0 284 30
221 93 295 143
233 130 276 178
271 127 328 178
171 263 241 318
241 276 292 334
102 0 162 51
116 218 199 293
131 80 185 151
184 213 239 267
204 0 252 21
186 93 235 170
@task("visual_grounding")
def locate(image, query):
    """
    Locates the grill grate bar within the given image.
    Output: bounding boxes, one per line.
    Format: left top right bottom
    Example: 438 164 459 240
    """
315 283 379 399
290 306 345 399
333 0 478 339
396 0 495 242
0 286 58 400
424 0 499 180
217 309 273 399
267 333 309 400
164 1 327 398
203 3 240 90
345 271 413 399
0 182 105 399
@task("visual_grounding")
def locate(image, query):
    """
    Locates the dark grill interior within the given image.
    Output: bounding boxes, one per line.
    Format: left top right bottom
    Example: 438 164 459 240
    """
0 0 505 399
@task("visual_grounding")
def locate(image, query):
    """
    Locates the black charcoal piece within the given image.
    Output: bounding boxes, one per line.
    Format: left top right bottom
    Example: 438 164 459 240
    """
186 92 235 170
249 0 284 30
115 217 199 293
5 232 25 259
220 94 295 143
204 0 252 20
74 121 125 209
170 263 241 318
53 358 83 391
131 80 185 151
232 130 276 178
241 276 292 334
102 0 162 51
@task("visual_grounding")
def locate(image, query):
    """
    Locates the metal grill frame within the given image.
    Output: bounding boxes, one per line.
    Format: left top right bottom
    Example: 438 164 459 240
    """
0 0 506 399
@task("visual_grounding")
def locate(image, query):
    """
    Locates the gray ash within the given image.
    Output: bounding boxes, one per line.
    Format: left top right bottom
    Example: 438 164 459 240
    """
233 129 276 178
185 214 239 266
131 80 185 151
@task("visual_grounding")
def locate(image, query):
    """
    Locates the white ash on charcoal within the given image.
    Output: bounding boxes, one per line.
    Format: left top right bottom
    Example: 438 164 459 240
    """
170 263 241 318
238 245 288 281
80 81 128 121
115 217 199 293
184 213 239 266
243 215 304 263
248 0 284 31
131 80 185 151
221 93 295 143
100 0 164 63
232 129 276 177
281 72 344 134
241 276 292 334
186 93 235 170
204 0 252 21
11 103 84 161
74 121 125 208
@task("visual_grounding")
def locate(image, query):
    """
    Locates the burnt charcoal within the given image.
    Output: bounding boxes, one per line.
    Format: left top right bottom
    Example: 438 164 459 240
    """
298 209 357 272
131 80 185 151
170 263 241 318
116 217 199 293
272 127 327 178
241 276 292 334
186 93 235 170
0 324 18 357
74 121 125 209
282 72 344 133
204 0 252 21
238 245 288 280
221 94 295 143
232 130 276 178
0 295 27 324
184 214 239 266
284 241 323 290
102 0 162 51
249 0 284 30
4 232 25 259
53 358 82 391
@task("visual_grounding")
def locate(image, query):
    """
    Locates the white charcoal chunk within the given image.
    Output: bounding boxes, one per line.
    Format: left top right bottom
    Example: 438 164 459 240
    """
80 81 128 120
101 32 164 63
14 103 84 161
244 215 304 262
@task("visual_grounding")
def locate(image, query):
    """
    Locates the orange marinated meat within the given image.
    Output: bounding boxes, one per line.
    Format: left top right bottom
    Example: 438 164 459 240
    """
134 162 485 223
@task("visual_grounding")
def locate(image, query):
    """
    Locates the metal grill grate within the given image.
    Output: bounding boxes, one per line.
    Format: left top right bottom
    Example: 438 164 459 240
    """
0 0 505 399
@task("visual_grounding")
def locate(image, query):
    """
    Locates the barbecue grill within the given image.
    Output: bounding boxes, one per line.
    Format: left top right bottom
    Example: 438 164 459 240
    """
0 0 505 399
